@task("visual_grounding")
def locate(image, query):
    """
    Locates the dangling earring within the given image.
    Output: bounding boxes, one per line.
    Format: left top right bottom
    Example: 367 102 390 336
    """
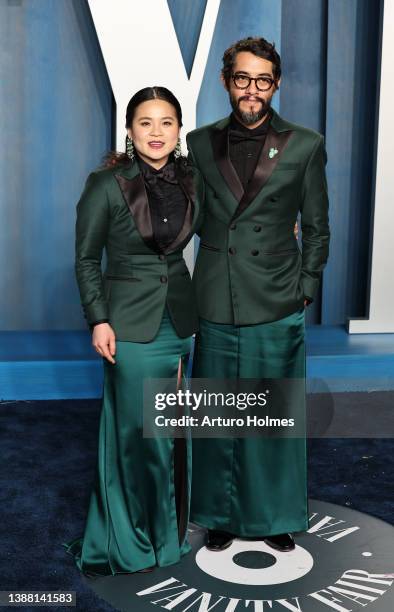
126 135 135 161
174 138 182 159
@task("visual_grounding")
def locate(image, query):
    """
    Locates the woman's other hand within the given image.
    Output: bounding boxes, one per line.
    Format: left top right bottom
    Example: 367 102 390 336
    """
92 323 116 364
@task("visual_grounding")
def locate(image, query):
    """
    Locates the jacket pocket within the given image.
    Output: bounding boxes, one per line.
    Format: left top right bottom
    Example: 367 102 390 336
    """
105 275 141 282
261 249 299 255
200 242 221 252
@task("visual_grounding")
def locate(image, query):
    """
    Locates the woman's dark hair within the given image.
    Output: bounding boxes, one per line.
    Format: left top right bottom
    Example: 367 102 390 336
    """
125 86 182 129
103 86 183 168
222 36 281 85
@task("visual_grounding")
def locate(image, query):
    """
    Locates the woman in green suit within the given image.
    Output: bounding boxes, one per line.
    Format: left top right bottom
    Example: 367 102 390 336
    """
65 87 203 575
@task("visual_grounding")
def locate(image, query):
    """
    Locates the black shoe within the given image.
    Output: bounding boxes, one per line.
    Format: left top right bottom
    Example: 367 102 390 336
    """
205 529 235 551
264 533 295 552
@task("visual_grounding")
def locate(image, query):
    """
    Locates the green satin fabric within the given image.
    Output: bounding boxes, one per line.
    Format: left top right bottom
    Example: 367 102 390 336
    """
191 307 308 537
64 310 192 575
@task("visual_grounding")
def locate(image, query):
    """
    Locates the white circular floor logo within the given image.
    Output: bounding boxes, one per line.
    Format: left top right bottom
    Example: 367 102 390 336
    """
89 501 394 612
195 540 314 585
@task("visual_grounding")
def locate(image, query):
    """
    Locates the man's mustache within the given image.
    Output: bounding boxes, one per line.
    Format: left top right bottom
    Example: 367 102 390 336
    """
238 96 265 105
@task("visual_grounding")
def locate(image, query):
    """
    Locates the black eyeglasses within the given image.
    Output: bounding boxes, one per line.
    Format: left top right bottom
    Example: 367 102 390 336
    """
231 73 276 92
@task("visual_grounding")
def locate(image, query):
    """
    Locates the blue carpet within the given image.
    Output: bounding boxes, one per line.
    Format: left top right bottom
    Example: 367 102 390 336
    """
0 398 392 611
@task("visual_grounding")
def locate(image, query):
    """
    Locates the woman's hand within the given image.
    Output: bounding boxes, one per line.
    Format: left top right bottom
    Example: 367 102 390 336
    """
92 323 116 364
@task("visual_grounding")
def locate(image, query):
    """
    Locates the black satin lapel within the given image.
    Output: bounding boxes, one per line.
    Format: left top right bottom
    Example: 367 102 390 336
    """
177 168 197 219
231 127 294 221
211 126 244 202
114 173 158 252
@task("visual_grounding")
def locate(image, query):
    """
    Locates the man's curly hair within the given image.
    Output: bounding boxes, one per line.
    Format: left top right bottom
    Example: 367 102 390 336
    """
222 36 281 86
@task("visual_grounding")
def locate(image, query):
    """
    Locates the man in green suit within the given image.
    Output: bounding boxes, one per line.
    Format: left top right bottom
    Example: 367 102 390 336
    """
187 37 330 552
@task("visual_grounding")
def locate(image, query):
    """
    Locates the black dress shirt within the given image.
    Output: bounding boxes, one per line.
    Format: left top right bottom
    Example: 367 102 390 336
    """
229 111 271 191
138 155 188 251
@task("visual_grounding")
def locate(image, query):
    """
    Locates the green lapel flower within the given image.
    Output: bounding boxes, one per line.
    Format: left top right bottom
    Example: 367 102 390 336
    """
269 147 279 159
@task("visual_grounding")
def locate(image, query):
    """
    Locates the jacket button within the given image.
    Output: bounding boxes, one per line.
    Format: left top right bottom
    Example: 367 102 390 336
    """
229 247 236 255
158 254 165 261
160 275 168 283
251 249 259 256
253 225 261 232
230 223 237 230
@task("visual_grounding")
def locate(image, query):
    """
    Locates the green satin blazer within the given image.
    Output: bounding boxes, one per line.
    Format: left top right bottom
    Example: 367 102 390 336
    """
75 159 203 342
187 108 330 325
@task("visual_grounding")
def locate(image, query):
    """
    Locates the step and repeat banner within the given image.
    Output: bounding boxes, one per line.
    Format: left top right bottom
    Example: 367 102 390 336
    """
0 0 390 330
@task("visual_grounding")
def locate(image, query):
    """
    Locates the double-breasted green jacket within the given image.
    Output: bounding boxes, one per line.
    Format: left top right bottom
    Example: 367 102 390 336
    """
187 108 330 325
75 159 204 342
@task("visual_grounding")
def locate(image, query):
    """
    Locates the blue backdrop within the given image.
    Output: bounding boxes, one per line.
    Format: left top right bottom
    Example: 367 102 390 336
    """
0 0 112 330
0 0 382 330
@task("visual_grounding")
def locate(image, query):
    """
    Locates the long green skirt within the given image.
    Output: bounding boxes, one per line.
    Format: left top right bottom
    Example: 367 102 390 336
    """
190 307 308 537
65 310 192 575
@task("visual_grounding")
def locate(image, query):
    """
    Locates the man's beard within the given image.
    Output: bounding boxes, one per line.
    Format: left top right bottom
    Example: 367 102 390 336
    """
230 93 270 125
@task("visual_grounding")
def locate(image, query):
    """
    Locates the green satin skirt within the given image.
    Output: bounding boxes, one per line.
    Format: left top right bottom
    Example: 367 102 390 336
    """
65 310 192 575
191 307 308 537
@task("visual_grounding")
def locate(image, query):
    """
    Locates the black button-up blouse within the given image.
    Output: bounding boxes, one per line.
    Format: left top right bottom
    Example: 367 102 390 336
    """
137 154 188 251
